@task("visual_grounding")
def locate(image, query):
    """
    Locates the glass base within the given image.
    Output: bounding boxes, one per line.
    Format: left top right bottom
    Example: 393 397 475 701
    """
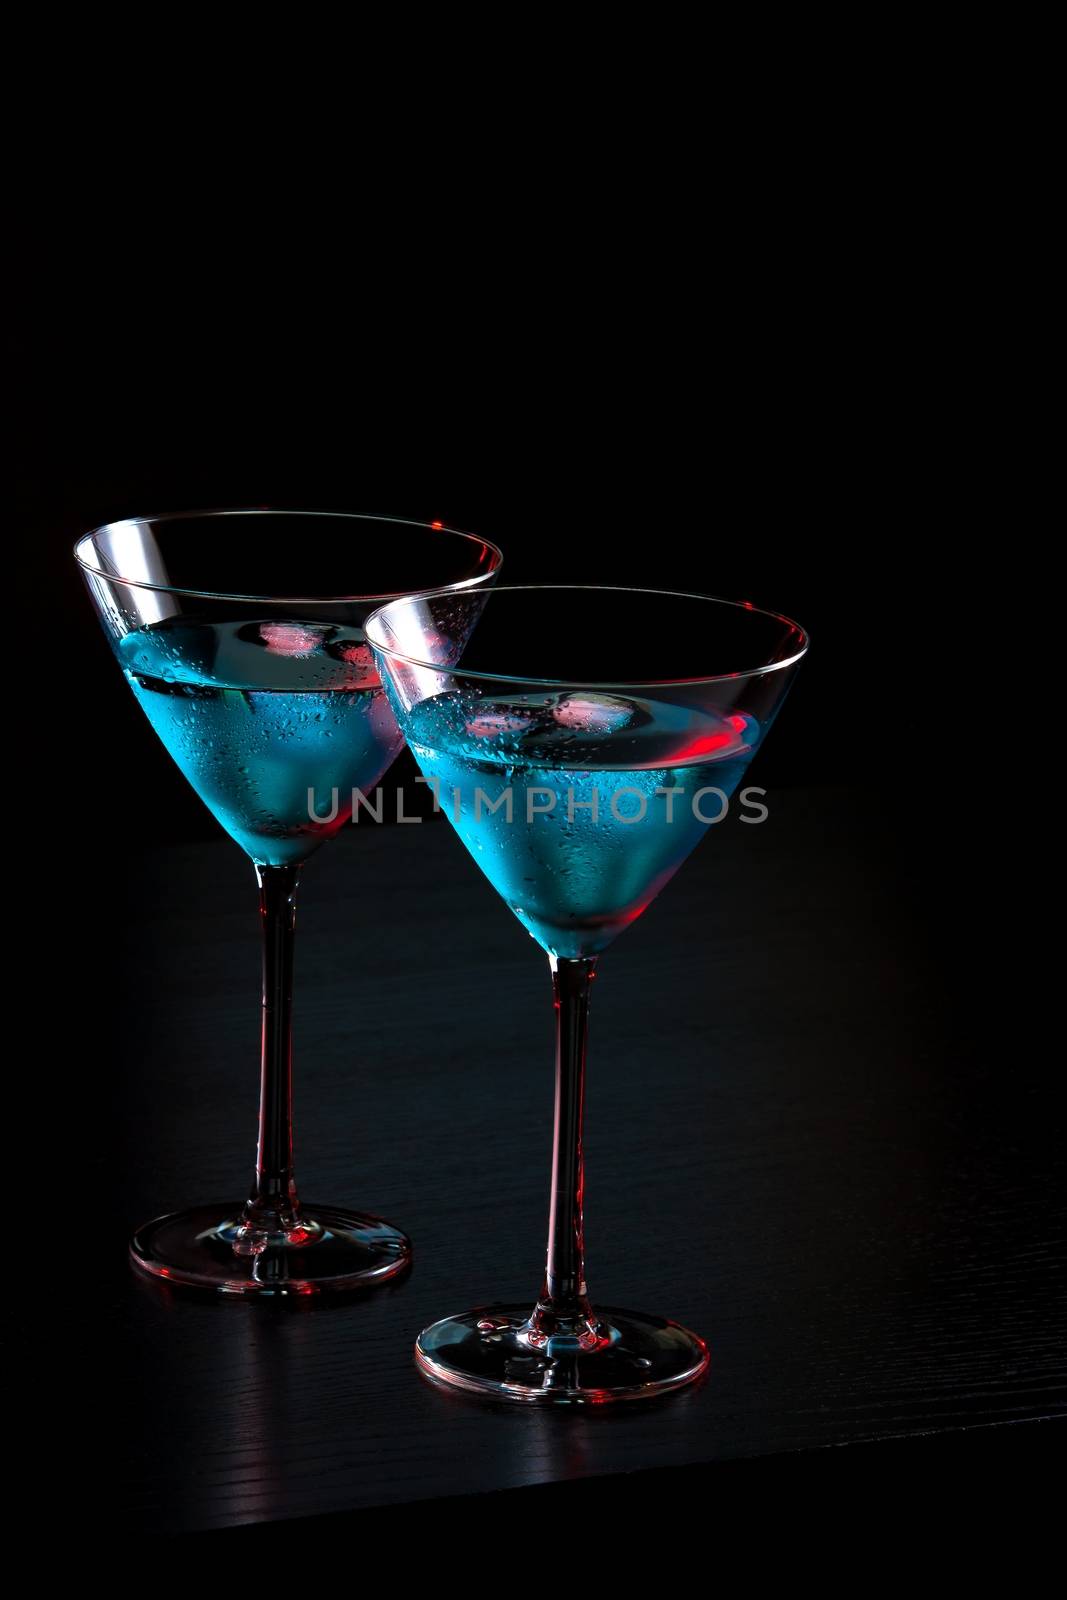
415 1305 709 1404
130 1203 412 1296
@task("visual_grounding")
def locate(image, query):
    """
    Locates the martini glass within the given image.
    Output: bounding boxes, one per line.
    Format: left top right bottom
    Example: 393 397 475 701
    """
76 511 501 1296
366 585 807 1399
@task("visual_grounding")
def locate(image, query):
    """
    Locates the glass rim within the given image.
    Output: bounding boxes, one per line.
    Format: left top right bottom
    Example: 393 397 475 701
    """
72 508 503 603
365 583 810 690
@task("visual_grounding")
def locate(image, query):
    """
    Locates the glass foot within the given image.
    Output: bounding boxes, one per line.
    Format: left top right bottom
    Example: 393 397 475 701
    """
415 1305 709 1404
130 1203 412 1296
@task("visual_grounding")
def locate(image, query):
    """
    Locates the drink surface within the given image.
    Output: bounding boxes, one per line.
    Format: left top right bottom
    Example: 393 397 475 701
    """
119 617 403 865
405 689 760 957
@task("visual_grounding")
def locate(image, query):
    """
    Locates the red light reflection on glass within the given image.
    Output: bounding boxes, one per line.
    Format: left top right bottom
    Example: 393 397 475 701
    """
670 726 747 762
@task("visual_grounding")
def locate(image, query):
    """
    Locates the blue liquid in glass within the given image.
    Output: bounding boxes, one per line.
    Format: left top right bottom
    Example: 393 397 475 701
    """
119 617 403 865
406 689 760 957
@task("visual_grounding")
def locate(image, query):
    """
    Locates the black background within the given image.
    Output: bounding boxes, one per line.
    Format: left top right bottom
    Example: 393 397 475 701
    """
9 9 1062 1535
17 310 1059 1537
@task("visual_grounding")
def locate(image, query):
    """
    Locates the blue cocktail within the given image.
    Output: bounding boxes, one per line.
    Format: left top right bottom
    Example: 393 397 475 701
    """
406 689 759 956
77 510 501 1296
120 617 402 865
368 584 807 1401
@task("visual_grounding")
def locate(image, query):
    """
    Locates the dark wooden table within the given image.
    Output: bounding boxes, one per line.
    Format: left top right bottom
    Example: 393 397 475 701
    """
78 788 1064 1532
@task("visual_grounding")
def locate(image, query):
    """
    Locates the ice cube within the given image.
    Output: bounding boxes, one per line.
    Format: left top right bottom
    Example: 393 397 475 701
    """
250 622 331 657
325 639 379 685
552 693 635 733
465 710 534 739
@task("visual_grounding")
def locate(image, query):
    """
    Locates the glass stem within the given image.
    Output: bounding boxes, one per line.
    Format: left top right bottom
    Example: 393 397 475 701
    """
525 954 598 1346
241 862 303 1240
